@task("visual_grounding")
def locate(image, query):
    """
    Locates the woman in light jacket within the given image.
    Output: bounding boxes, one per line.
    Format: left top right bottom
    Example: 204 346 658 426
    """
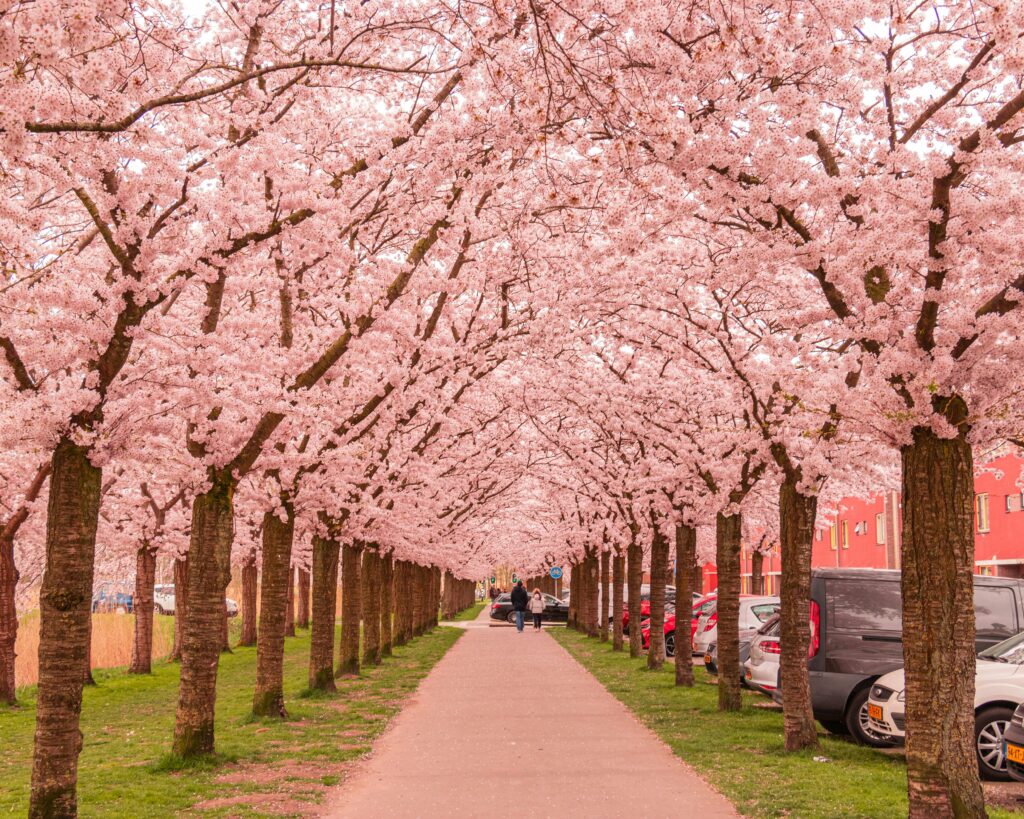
528 588 546 630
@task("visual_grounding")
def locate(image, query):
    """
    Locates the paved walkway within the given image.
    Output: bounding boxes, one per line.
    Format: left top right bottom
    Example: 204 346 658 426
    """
323 607 737 819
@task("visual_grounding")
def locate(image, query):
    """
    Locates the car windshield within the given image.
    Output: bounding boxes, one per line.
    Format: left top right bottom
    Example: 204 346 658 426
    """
979 630 1024 664
495 594 510 603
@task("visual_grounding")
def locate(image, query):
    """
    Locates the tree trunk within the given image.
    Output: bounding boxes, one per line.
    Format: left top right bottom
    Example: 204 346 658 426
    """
0 532 17 704
566 565 578 630
297 567 310 629
393 561 411 647
411 564 426 637
129 545 157 674
238 550 258 647
28 438 102 818
253 502 295 717
82 613 95 686
751 550 763 595
380 553 393 657
674 523 696 687
284 565 296 638
361 549 382 667
337 542 362 677
220 599 231 653
600 550 610 642
716 511 743 712
585 554 599 637
170 555 189 662
612 551 624 652
627 541 642 658
648 523 669 670
902 421 983 817
778 477 819 750
172 477 235 757
308 535 339 691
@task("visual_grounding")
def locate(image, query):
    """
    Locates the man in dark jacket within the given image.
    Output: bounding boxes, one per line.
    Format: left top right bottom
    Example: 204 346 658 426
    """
510 581 529 632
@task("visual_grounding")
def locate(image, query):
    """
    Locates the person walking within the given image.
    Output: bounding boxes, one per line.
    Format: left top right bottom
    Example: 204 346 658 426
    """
510 581 529 633
528 588 546 630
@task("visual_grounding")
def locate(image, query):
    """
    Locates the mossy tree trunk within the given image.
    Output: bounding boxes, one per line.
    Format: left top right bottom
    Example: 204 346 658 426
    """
599 550 610 642
901 417 983 818
778 477 819 750
361 548 382 667
337 542 362 677
715 511 743 712
674 522 696 687
647 522 669 670
172 475 235 757
28 438 101 819
253 500 295 718
381 553 394 657
129 544 157 674
308 534 339 691
627 541 642 658
612 551 624 652
170 555 189 662
296 567 310 629
0 531 17 704
238 550 258 647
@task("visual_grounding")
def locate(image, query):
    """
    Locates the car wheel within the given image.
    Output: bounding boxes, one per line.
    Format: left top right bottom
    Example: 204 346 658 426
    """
976 706 1014 781
507 611 517 624
665 632 675 658
819 719 848 736
845 687 897 747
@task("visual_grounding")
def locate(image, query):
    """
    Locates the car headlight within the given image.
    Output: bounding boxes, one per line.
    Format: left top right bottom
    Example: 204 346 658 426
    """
1012 702 1024 727
897 690 905 702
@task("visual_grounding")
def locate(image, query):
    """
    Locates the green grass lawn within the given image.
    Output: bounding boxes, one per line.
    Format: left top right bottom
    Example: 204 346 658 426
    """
0 625 462 817
552 628 1022 819
446 601 487 622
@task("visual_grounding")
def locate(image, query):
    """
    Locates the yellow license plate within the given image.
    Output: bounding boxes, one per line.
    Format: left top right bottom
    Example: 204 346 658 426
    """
868 704 884 721
704 654 712 664
1008 743 1024 764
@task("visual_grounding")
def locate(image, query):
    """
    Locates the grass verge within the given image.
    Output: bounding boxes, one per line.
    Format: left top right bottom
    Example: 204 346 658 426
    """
0 626 461 817
446 601 487 622
551 628 1021 819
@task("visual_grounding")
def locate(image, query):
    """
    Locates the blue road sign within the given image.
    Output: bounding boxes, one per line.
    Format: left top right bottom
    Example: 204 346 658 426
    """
549 566 563 580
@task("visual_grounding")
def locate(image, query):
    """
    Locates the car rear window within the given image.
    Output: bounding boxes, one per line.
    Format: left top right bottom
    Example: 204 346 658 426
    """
975 586 1017 633
750 603 779 623
829 579 902 631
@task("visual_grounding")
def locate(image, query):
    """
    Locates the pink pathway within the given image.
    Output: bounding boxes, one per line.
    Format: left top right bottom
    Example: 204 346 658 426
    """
323 607 737 819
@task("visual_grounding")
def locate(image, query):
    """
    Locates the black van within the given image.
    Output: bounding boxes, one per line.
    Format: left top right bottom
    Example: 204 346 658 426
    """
773 568 1024 746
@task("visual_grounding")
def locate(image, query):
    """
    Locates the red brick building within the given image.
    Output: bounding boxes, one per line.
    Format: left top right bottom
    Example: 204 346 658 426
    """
702 451 1024 595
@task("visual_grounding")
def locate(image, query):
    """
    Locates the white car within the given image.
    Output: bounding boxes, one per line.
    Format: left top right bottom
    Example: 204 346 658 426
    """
152 584 238 618
153 584 176 615
867 630 1024 780
744 613 781 693
693 595 780 654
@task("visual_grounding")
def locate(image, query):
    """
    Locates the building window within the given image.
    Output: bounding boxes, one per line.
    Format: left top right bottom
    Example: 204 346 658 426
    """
875 513 886 545
976 494 990 533
829 525 837 551
1007 493 1024 513
841 520 850 549
854 520 867 536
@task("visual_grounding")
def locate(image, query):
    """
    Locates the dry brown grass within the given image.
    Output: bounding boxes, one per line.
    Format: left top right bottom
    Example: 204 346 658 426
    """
14 612 175 688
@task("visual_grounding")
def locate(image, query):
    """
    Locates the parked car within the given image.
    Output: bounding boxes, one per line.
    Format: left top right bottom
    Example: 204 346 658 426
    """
703 630 758 678
489 592 568 624
91 586 133 613
692 595 779 655
150 585 238 617
640 594 717 656
771 568 1024 747
867 630 1024 780
153 584 176 615
744 613 781 694
622 585 677 634
1003 701 1024 783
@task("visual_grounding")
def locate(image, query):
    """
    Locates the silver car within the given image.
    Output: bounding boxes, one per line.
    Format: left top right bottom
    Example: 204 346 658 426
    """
693 595 780 654
744 613 781 694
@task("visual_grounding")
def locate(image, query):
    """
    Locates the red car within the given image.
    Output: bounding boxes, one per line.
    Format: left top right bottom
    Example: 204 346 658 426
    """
641 594 717 657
